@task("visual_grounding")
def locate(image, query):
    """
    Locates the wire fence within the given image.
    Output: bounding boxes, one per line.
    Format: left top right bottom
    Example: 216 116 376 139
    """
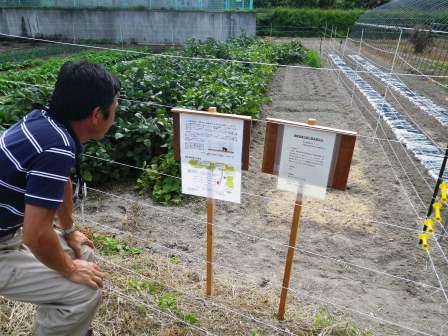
350 23 448 78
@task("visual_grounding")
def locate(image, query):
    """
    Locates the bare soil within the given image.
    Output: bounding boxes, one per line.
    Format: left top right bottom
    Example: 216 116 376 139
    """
73 38 448 335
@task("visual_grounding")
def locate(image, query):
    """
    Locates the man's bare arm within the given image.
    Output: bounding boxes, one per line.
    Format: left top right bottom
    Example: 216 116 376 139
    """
57 179 74 231
22 204 103 288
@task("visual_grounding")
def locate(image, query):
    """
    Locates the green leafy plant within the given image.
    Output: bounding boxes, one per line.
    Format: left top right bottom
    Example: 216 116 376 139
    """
313 308 372 335
136 149 182 205
158 292 178 310
182 312 199 325
127 279 159 295
94 235 143 256
304 49 321 67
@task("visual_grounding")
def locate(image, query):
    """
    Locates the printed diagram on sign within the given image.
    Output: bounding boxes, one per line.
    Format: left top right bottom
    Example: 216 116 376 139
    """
187 160 236 190
190 140 237 189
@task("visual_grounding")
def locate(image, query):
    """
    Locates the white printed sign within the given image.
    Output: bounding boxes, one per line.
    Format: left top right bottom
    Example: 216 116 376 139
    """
277 126 336 199
180 113 244 203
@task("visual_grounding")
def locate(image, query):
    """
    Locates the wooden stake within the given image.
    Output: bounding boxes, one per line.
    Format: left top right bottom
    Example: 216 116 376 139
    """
206 107 217 296
206 198 214 296
277 118 316 320
277 193 303 320
307 118 317 126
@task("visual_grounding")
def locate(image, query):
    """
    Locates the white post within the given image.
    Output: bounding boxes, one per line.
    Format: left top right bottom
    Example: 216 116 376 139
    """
350 28 364 107
372 28 403 141
333 27 342 83
334 27 338 53
342 27 350 58
322 23 328 57
359 28 363 54
328 26 334 52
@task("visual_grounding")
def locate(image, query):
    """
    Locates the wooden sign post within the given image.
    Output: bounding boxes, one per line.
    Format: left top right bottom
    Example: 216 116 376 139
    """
172 107 251 296
261 117 357 320
206 107 216 296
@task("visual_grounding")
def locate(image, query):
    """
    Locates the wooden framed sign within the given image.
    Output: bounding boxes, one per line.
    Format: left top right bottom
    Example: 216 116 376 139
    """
172 107 252 296
261 118 357 320
172 107 251 203
262 118 357 195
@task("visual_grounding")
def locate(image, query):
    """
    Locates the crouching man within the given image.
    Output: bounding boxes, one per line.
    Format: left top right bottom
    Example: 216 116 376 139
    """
0 61 120 336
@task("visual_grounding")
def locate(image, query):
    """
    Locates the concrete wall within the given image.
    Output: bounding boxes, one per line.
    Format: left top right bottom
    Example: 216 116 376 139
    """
0 9 256 44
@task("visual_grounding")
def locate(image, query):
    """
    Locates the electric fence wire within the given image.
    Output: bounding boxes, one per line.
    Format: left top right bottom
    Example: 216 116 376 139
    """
347 36 448 89
2 72 448 156
97 256 298 336
350 33 448 80
2 77 448 225
90 237 439 336
82 186 444 294
105 285 217 336
77 212 443 295
82 145 443 226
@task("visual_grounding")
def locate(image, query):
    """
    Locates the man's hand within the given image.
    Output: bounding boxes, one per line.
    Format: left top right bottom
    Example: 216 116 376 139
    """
68 259 104 289
65 230 94 259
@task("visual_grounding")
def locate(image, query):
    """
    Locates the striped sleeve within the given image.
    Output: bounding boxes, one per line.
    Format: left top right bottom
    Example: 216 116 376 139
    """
25 146 75 209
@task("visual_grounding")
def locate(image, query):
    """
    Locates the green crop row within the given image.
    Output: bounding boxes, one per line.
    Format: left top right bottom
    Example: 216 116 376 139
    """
0 44 86 71
0 37 315 204
0 49 145 95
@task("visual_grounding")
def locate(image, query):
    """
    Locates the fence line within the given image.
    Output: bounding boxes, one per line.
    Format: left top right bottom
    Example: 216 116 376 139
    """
99 257 297 336
82 186 444 293
93 240 440 336
2 76 448 156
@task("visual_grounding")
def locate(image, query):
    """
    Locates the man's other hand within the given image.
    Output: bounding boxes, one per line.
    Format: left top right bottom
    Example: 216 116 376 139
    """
65 230 94 259
68 259 104 289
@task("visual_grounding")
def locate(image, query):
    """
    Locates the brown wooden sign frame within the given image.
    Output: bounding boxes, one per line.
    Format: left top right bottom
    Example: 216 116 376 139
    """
171 107 252 171
171 107 252 297
262 117 357 190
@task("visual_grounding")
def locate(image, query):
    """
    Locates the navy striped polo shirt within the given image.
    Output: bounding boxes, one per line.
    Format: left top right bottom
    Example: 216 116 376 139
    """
0 109 78 235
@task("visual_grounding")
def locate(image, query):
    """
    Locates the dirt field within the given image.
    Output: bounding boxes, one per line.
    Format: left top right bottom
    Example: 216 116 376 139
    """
66 38 448 335
1 38 447 335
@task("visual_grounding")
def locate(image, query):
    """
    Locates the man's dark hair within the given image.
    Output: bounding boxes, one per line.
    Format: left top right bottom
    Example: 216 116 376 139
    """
49 61 120 123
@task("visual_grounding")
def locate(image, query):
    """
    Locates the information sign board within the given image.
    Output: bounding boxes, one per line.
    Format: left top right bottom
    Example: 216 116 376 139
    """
277 125 337 198
179 113 244 203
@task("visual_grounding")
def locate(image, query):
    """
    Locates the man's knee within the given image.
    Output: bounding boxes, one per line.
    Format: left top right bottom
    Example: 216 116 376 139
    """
35 285 102 336
85 286 102 311
71 284 102 315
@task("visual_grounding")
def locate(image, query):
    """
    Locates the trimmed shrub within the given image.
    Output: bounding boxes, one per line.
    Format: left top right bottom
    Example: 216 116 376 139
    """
257 8 365 37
